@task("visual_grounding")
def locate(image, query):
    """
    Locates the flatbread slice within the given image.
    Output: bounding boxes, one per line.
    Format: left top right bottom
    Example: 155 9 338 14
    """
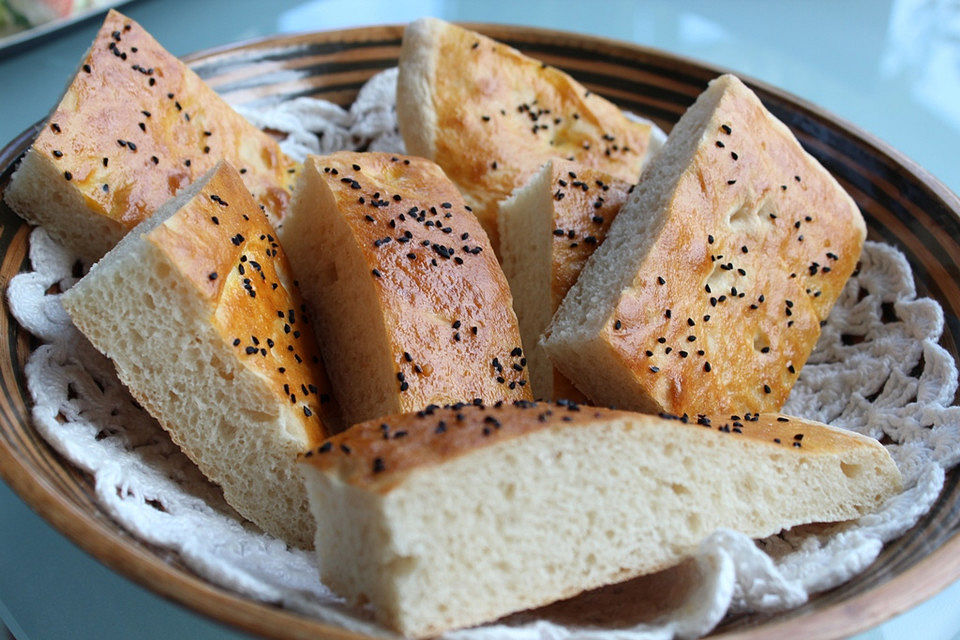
4 9 298 263
543 74 865 415
397 17 655 250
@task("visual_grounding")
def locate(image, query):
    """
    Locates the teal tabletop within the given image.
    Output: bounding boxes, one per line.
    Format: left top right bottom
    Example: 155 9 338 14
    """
1 1 960 639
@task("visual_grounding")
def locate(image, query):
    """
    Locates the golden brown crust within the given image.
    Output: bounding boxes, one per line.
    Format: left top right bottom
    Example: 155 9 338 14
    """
28 10 296 238
302 152 532 414
301 402 884 493
398 18 651 248
549 161 631 402
548 161 632 313
146 161 339 441
593 75 863 415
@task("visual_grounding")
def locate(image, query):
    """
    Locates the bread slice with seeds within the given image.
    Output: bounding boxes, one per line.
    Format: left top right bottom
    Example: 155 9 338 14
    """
61 161 338 548
4 9 298 264
300 402 900 638
280 152 532 427
499 160 631 400
397 17 656 250
542 74 865 415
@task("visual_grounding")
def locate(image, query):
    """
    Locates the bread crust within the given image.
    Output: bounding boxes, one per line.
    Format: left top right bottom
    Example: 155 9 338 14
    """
282 152 532 427
4 10 298 263
303 403 896 494
543 75 865 415
396 18 652 249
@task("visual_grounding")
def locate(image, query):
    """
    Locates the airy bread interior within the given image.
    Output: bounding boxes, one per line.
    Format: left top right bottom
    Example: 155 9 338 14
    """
302 408 900 638
62 166 323 548
500 159 632 401
5 147 128 262
498 162 555 398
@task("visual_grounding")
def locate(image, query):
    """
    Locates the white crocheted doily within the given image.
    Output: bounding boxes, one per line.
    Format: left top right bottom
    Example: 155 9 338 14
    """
7 68 960 639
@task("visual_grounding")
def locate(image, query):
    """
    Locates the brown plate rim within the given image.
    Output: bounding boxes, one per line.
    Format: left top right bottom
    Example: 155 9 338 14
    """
1 21 959 640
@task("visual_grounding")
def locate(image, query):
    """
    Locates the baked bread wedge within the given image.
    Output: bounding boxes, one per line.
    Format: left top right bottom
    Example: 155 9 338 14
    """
397 17 655 250
499 160 631 400
542 74 865 415
4 9 298 264
61 161 338 548
300 401 901 638
280 152 532 427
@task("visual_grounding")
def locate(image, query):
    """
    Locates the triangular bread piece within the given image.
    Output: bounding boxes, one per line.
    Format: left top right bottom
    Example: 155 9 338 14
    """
542 75 865 415
397 17 655 250
499 160 631 400
4 10 298 263
62 161 337 548
280 152 532 427
300 402 900 638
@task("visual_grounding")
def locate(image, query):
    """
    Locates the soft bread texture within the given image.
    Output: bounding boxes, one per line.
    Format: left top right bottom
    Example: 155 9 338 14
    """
499 160 631 400
397 17 654 249
542 74 866 415
280 152 532 427
61 161 338 548
300 402 901 638
4 10 298 263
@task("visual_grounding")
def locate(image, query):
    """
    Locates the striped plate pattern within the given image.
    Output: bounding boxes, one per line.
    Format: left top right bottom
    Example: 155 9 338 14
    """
1 24 959 640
